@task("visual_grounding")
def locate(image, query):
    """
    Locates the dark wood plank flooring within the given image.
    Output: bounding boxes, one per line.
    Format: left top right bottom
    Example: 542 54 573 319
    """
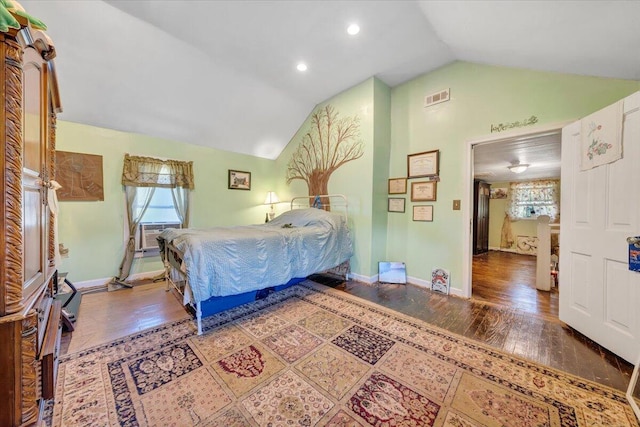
472 250 558 321
335 279 633 392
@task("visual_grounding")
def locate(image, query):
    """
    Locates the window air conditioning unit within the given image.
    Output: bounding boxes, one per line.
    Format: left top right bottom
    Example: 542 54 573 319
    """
137 222 181 251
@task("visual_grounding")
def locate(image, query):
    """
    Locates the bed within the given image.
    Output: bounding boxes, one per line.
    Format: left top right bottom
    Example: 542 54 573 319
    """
158 195 352 334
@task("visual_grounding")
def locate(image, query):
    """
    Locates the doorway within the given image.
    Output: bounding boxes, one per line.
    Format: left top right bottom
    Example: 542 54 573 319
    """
463 123 565 318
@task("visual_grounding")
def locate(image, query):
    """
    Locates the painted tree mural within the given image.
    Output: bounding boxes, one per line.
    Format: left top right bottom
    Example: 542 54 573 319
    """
286 105 364 207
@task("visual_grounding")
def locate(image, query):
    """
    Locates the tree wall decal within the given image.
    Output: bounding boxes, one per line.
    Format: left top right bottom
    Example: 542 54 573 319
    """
286 105 364 207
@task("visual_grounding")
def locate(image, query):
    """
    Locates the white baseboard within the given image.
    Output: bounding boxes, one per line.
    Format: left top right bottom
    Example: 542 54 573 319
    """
407 276 464 298
347 272 378 284
448 286 465 298
406 275 430 289
72 277 111 290
348 273 464 297
73 269 165 290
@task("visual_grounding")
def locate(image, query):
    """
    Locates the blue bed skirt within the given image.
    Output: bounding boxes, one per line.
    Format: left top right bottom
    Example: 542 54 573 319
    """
198 277 305 318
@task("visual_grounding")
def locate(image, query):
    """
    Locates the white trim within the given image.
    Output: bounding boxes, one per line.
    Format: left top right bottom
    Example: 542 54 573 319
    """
348 272 378 284
348 273 466 297
463 120 573 299
406 276 465 298
448 286 464 298
73 269 165 290
406 275 431 289
73 277 111 290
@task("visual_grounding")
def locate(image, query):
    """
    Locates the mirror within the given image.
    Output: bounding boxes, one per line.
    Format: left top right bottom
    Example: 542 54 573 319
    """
627 356 640 422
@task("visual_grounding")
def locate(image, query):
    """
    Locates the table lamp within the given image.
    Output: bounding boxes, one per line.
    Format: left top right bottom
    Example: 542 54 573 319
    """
264 191 279 222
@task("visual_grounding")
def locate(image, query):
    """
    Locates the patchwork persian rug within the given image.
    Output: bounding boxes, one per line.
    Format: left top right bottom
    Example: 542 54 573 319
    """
47 281 639 426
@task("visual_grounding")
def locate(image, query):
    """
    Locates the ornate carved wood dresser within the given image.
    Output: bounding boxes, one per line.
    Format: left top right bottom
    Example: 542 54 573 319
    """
0 10 63 427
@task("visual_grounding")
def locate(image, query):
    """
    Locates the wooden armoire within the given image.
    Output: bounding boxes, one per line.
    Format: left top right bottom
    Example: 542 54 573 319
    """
473 180 490 255
0 14 63 427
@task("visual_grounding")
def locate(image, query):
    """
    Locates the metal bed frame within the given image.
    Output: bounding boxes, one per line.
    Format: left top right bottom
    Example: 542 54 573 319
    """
163 194 350 334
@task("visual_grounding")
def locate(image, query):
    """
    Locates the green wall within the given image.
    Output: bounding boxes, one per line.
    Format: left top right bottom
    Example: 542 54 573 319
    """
57 62 638 287
387 61 638 290
370 78 392 275
56 121 277 283
275 78 379 276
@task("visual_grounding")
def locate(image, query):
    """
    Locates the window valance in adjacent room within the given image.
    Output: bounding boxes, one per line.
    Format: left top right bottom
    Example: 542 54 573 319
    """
506 179 559 221
121 154 194 189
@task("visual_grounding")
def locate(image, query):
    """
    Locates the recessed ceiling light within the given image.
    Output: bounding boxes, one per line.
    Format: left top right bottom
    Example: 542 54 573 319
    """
347 23 360 35
296 63 308 72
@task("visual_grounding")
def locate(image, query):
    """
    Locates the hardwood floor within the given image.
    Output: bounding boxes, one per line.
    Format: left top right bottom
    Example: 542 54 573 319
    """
60 282 189 355
472 250 559 321
335 279 632 392
61 275 633 392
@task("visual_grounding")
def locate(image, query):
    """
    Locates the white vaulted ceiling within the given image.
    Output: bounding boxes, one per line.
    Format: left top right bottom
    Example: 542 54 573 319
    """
19 1 640 159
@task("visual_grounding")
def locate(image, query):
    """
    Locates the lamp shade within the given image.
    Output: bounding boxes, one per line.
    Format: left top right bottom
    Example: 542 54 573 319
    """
508 164 529 174
264 191 279 205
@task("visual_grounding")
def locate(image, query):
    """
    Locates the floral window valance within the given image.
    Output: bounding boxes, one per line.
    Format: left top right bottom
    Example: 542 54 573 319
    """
506 179 559 221
121 154 194 189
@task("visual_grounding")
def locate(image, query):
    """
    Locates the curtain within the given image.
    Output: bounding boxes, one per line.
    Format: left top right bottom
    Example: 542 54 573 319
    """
122 154 195 189
500 213 514 249
506 179 560 222
114 154 194 285
47 180 63 266
170 186 190 228
115 186 155 284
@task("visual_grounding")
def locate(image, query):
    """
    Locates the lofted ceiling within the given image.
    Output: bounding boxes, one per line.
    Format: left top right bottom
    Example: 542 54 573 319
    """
19 1 640 160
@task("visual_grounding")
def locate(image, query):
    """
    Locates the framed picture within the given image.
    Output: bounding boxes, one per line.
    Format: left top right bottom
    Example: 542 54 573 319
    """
411 181 437 201
56 151 104 201
407 150 439 178
228 170 251 190
413 205 433 222
431 268 450 295
388 177 407 194
490 187 508 199
388 198 406 213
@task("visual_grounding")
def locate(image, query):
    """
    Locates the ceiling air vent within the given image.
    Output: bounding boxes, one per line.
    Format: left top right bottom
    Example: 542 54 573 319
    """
424 88 450 107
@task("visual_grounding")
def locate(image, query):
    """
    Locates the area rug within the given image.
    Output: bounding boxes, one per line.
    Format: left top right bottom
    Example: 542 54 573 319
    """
46 280 639 426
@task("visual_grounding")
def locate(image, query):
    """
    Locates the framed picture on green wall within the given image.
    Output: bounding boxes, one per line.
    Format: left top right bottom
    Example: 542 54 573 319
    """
388 178 407 194
411 181 437 201
228 170 251 190
408 149 439 178
413 205 433 222
388 198 405 213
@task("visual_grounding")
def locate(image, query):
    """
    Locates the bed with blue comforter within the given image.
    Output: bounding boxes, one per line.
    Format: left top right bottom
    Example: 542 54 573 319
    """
158 207 352 333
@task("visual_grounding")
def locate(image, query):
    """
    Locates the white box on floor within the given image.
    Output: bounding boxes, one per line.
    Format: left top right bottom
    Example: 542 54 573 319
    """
378 262 407 284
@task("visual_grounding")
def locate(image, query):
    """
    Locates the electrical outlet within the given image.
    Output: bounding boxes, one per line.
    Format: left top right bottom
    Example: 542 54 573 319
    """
453 200 461 210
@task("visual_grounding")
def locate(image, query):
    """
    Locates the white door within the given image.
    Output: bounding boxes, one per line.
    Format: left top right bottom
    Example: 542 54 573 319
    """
560 91 640 363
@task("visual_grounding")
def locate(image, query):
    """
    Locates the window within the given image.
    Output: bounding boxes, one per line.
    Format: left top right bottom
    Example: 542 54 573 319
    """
134 187 180 224
117 154 193 282
507 180 559 221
